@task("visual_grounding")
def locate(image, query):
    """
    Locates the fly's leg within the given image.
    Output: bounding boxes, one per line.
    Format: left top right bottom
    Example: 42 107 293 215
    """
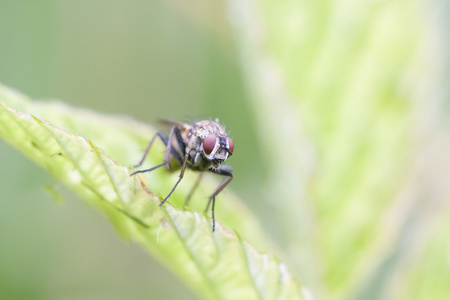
133 132 165 169
131 126 190 207
184 172 204 207
205 165 233 232
130 126 184 176
158 126 189 205
205 166 233 212
160 152 189 207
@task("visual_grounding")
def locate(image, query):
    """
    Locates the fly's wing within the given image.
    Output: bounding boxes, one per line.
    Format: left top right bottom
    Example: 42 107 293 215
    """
158 119 191 131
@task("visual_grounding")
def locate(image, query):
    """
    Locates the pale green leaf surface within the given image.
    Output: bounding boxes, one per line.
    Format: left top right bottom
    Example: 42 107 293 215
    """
0 84 307 300
226 0 449 299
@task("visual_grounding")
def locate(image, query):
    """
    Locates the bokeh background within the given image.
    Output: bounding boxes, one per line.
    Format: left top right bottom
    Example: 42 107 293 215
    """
1 1 450 300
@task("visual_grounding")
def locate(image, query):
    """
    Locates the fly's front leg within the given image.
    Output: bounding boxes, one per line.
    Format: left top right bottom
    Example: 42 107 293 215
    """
205 165 233 232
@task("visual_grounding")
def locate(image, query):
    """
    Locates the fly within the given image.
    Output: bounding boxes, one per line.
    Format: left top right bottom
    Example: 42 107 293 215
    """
130 119 234 232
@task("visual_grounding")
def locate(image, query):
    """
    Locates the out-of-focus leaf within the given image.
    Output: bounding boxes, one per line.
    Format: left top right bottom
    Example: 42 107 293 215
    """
226 0 450 299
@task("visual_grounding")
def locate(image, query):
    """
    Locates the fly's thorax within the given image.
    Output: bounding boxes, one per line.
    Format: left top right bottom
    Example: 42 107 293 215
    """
194 120 227 137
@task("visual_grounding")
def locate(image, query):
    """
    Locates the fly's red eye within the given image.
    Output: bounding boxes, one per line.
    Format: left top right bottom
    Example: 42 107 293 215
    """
203 135 217 155
227 137 234 154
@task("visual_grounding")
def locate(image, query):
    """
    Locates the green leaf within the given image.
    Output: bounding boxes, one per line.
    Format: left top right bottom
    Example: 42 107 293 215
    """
226 1 450 299
0 83 308 300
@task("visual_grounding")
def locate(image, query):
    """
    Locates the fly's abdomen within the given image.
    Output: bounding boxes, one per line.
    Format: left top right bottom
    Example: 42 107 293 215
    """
165 137 185 171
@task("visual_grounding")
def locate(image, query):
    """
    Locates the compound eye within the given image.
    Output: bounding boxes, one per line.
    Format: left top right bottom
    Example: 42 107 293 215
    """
203 135 217 155
227 137 234 154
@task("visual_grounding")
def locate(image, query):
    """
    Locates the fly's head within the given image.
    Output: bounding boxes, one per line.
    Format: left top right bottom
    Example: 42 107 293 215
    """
194 120 234 169
202 134 234 168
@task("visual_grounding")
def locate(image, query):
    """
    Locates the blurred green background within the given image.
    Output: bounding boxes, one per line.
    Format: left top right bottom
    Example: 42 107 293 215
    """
1 0 450 300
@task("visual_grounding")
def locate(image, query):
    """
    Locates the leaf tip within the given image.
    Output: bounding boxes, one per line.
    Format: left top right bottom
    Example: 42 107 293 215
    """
44 184 64 204
88 140 100 153
31 115 42 124
233 228 243 241
184 206 193 213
